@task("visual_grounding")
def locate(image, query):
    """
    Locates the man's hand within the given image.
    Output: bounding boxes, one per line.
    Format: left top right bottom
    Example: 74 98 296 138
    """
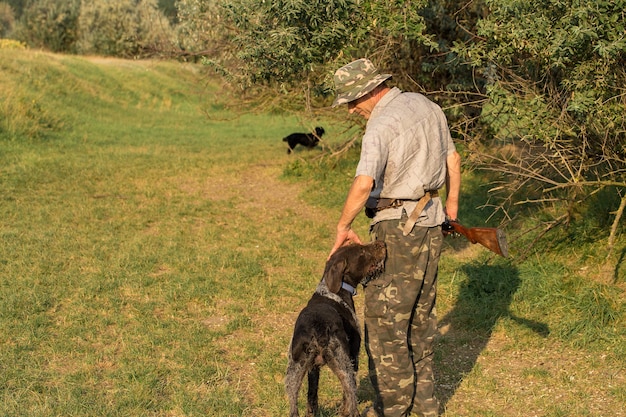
328 228 362 259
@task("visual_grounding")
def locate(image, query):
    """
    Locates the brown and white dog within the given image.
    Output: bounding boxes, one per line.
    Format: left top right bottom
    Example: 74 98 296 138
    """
285 241 386 417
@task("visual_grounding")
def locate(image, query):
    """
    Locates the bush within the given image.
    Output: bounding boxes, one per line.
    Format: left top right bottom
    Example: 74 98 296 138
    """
449 0 626 254
174 0 231 57
0 1 15 38
10 0 173 57
77 0 173 58
15 0 79 53
0 38 25 49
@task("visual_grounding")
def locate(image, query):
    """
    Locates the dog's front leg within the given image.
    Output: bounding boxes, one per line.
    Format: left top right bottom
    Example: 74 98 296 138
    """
306 366 320 416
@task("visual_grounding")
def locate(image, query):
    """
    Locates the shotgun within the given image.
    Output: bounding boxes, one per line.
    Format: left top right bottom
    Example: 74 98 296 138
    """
442 220 509 258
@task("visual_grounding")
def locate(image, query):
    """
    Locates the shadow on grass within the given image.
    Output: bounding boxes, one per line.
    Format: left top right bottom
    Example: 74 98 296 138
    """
434 262 549 413
355 261 549 415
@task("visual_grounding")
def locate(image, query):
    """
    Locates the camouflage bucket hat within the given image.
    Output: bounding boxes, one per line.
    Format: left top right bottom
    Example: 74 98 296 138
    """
332 58 392 107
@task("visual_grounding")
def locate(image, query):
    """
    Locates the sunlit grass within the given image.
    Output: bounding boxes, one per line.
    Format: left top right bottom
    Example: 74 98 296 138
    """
1 49 624 416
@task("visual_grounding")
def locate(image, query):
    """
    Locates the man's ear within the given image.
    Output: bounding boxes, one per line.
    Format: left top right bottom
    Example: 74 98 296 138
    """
322 257 347 293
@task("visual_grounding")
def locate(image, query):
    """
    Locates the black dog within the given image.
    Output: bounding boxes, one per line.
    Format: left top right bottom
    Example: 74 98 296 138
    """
283 126 325 154
285 241 386 417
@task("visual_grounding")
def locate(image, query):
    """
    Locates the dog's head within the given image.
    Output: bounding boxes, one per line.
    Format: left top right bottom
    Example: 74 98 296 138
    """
322 241 386 293
314 127 325 137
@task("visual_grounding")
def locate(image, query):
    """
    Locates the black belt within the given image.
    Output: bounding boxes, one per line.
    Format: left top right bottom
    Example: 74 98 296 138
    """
365 191 439 219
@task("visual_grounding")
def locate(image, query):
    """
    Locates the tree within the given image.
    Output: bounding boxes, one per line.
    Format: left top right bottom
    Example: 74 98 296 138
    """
11 0 173 56
77 0 173 57
157 0 177 23
16 0 80 52
175 0 446 108
353 0 437 80
0 1 15 38
174 0 232 58
453 0 625 254
5 0 25 19
221 0 361 91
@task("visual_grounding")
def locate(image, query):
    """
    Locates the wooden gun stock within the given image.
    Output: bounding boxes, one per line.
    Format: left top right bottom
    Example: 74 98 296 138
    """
442 220 509 258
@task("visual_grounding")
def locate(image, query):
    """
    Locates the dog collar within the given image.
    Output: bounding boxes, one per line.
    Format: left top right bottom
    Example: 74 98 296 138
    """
341 282 357 295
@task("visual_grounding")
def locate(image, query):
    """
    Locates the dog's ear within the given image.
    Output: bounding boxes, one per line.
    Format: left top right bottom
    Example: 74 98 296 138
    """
322 257 347 293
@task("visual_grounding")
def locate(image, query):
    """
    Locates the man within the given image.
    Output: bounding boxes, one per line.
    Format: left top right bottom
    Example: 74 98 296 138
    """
328 58 461 417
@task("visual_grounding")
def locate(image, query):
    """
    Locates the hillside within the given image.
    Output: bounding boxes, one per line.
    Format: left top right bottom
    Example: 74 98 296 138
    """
0 49 624 416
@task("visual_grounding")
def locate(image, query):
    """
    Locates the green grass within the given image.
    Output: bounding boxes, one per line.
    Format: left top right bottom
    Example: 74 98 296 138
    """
1 48 625 416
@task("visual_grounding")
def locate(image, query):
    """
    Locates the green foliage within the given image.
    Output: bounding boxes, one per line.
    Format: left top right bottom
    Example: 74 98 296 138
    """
355 0 438 78
16 0 79 52
10 0 173 57
3 0 22 18
175 0 444 105
457 0 626 176
77 0 174 57
174 0 231 54
445 0 626 255
360 0 432 42
157 0 177 23
220 0 360 87
475 0 626 129
0 1 15 37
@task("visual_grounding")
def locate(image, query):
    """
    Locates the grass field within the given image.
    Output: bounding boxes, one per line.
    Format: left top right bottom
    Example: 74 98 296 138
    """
1 48 624 416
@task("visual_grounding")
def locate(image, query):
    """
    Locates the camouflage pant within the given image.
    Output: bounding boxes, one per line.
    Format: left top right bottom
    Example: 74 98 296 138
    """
364 216 442 417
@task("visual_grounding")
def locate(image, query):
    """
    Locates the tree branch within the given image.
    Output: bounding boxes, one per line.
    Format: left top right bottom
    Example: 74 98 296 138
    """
607 191 626 260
